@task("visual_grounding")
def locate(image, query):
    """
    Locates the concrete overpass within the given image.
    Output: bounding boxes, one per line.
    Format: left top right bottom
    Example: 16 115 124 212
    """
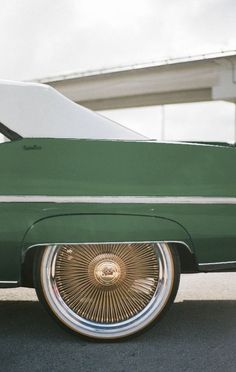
35 51 236 110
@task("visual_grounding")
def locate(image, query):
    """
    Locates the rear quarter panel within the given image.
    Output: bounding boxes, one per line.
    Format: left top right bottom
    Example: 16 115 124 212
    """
0 138 236 281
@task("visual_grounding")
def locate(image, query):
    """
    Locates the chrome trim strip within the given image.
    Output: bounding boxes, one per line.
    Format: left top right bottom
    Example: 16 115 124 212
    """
23 240 193 257
198 260 236 271
0 281 18 284
199 260 236 266
1 195 236 204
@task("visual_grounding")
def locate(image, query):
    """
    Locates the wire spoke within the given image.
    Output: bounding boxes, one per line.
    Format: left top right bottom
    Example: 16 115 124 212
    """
55 243 159 323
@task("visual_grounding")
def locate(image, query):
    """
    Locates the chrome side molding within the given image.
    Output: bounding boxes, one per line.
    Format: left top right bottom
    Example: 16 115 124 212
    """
1 195 236 204
199 261 236 271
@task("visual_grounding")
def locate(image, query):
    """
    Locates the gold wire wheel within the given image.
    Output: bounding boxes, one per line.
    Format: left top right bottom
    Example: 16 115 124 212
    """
55 243 159 323
40 242 176 339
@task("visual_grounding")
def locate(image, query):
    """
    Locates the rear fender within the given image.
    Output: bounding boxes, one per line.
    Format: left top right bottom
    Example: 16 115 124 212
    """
22 214 194 258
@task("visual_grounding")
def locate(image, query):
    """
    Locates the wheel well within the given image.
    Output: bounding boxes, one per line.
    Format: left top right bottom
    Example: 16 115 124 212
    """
21 245 44 288
21 242 198 288
170 242 198 273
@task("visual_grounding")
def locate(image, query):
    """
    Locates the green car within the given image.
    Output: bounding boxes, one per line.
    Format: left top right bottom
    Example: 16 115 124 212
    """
0 80 235 340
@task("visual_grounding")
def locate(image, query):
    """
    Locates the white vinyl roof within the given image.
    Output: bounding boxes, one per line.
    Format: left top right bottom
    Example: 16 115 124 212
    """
0 80 147 140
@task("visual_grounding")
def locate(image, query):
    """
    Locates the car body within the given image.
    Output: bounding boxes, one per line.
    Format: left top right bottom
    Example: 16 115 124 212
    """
0 80 235 340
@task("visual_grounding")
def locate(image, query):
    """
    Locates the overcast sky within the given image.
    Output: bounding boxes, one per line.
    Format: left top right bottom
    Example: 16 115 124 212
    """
0 0 236 141
0 0 235 80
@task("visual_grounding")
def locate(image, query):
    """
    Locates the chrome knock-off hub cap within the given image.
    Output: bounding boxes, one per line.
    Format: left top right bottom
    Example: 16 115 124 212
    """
92 254 124 286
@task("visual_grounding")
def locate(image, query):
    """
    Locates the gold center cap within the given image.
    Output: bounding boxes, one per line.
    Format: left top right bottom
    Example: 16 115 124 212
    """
94 260 121 286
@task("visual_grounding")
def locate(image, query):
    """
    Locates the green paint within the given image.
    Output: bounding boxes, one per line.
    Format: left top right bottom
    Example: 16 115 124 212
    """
0 138 236 283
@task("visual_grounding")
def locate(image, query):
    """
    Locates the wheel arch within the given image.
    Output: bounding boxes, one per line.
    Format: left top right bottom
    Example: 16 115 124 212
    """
21 213 197 287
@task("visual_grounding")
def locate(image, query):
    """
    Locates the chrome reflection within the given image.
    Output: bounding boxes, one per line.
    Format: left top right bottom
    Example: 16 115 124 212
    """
41 242 174 339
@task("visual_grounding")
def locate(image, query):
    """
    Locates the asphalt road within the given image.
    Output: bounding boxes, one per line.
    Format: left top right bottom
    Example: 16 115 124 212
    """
0 273 236 372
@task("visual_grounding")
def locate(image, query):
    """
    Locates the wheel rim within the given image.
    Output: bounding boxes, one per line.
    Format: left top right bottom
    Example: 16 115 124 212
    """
41 242 174 339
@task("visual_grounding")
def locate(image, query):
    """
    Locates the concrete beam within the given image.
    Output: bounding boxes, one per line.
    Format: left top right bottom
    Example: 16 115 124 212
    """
36 53 236 109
